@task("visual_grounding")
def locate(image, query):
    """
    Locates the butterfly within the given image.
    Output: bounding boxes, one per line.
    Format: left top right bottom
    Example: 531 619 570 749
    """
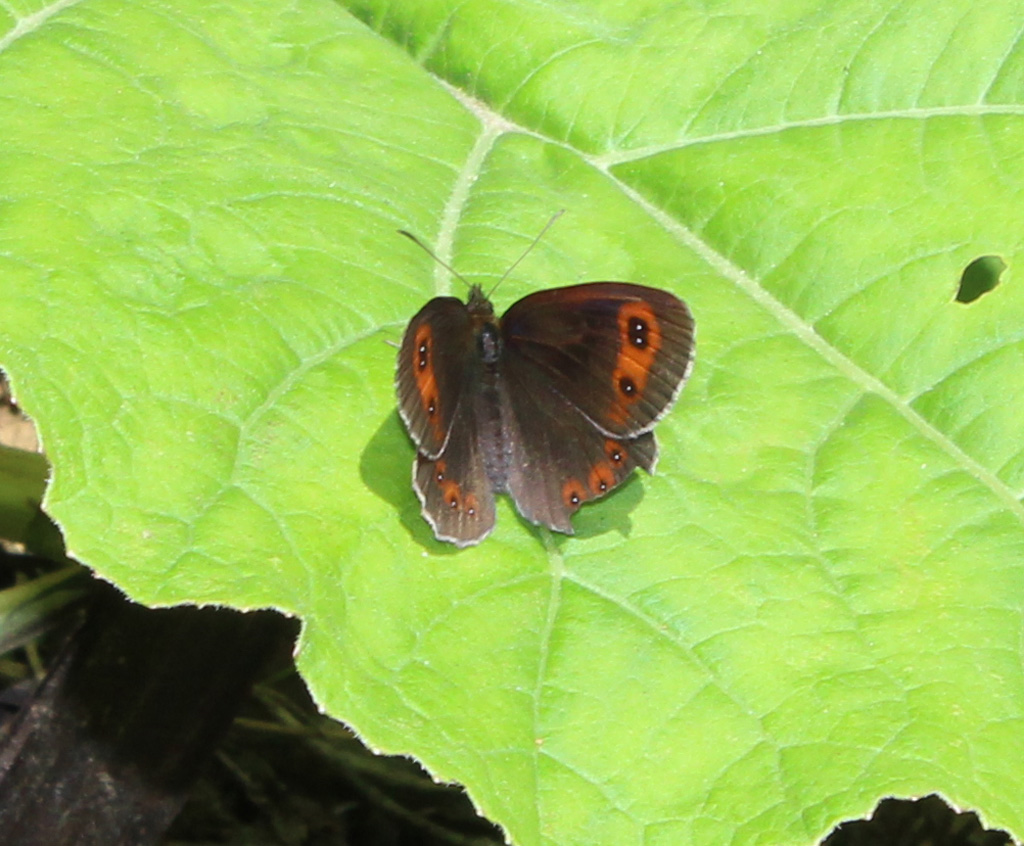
396 235 695 547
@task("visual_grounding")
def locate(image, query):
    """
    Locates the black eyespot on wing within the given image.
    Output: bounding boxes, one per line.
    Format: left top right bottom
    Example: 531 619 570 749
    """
562 480 584 509
629 316 648 348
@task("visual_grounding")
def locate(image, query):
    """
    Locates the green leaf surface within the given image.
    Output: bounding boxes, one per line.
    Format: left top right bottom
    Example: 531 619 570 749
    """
1 1 1022 844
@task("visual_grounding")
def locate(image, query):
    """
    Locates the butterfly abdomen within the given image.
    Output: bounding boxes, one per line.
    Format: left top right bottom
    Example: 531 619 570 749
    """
476 349 510 493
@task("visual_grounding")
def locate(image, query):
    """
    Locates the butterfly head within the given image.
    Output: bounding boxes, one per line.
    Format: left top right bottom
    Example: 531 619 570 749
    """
466 284 494 318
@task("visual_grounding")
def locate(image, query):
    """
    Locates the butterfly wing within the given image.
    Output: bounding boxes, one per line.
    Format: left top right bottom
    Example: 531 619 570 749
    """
396 296 472 459
498 356 657 533
500 282 694 438
413 393 496 547
396 296 496 546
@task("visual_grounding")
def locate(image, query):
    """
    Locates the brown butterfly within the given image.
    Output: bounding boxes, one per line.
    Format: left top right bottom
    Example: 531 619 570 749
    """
396 231 695 547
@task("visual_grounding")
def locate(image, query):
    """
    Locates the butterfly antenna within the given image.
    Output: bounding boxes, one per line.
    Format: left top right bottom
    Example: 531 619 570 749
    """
398 230 473 290
487 209 565 298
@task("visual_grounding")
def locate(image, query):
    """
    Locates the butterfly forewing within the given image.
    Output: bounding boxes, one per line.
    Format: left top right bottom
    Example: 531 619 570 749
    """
396 297 474 458
500 283 694 438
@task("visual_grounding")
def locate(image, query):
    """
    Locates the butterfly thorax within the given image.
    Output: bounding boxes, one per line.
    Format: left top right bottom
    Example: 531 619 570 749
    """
467 285 502 365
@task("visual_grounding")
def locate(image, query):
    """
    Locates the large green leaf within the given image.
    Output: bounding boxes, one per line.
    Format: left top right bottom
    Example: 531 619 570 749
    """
1 0 1022 843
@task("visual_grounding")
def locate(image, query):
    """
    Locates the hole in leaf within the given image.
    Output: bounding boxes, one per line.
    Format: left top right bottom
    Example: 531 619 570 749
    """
822 794 1013 846
956 255 1006 304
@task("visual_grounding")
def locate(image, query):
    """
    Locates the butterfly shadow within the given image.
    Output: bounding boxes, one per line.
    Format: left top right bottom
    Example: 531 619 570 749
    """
359 410 461 555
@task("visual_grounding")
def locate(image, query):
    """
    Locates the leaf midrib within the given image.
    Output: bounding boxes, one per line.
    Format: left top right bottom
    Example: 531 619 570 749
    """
595 104 1024 167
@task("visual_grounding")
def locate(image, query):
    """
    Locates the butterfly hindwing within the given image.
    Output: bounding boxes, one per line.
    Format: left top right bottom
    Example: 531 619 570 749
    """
500 283 694 438
498 352 657 533
411 357 497 547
